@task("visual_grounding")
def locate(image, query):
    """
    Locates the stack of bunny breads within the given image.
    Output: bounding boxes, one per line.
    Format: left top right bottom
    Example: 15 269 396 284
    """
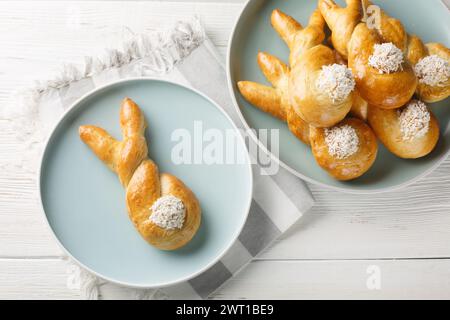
238 0 449 181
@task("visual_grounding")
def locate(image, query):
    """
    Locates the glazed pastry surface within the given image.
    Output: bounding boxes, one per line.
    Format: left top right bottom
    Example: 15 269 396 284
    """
272 9 355 127
318 0 362 59
361 0 408 52
319 0 417 109
310 118 378 181
333 49 369 121
347 23 417 109
79 98 201 250
407 36 450 103
350 89 369 121
368 101 440 159
238 52 310 144
361 0 450 103
237 0 446 182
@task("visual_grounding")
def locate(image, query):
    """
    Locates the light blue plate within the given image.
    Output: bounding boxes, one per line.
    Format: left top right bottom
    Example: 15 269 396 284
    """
39 79 253 288
228 0 450 193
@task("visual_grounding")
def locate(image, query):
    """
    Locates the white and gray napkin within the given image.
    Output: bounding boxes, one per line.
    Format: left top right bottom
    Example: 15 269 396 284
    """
9 18 314 299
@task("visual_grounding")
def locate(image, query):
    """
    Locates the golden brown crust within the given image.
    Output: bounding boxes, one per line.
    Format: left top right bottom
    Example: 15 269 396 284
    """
78 126 120 173
270 8 303 53
361 0 408 52
136 172 201 251
126 160 161 226
333 49 348 65
318 0 362 59
360 1 449 103
271 9 326 68
320 0 417 109
289 44 354 127
407 37 450 103
239 1 447 181
80 98 201 250
310 118 378 181
350 89 369 121
238 9 357 140
368 103 440 159
333 50 368 121
285 106 310 144
406 35 428 65
270 9 353 128
238 52 310 144
237 81 286 121
348 23 417 109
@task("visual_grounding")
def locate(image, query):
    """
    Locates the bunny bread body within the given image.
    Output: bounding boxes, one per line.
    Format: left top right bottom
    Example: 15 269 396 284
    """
79 98 201 251
319 0 417 109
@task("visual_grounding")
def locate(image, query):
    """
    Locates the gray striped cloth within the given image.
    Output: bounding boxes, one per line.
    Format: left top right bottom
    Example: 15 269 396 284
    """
18 19 314 299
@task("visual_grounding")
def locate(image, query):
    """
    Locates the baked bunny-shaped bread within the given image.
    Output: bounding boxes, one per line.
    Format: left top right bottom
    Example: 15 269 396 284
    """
368 99 440 159
319 0 417 109
238 52 311 144
318 0 362 60
360 0 408 52
332 49 369 121
359 0 450 103
406 38 450 103
310 118 378 180
322 0 407 58
272 9 356 127
79 98 201 250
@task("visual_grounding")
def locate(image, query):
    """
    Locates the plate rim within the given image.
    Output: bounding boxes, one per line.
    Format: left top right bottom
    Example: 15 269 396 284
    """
226 0 450 194
37 77 254 288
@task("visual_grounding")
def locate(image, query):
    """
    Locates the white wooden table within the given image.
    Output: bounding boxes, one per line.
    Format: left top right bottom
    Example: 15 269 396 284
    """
1 0 450 300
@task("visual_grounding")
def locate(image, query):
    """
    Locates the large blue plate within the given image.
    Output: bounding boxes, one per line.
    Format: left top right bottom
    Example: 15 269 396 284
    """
228 0 450 193
39 79 253 287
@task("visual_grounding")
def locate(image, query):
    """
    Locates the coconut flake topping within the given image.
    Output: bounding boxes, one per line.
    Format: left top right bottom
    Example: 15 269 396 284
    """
414 55 450 87
325 125 360 159
368 43 404 74
150 195 186 230
398 100 431 141
316 64 356 102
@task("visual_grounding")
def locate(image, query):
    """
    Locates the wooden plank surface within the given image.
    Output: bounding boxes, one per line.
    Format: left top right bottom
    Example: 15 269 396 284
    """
1 0 449 299
213 259 450 300
1 258 450 300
